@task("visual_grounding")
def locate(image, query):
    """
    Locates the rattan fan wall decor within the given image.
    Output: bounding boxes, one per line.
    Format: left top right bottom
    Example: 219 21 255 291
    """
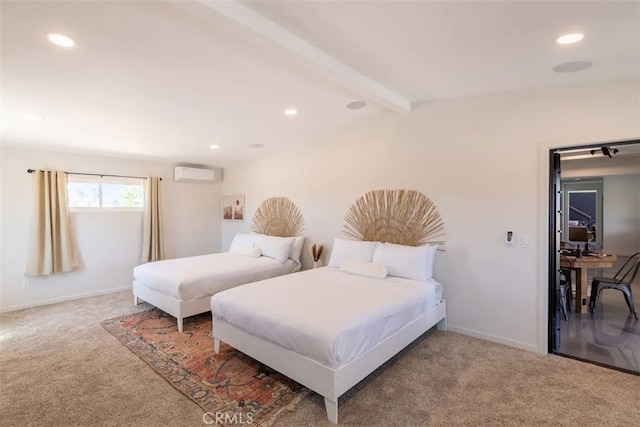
343 189 445 246
251 197 304 237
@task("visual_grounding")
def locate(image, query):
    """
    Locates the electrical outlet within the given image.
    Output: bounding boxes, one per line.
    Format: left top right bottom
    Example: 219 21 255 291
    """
22 278 30 289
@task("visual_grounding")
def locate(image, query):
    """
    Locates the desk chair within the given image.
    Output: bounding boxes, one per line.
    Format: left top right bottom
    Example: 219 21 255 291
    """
559 268 572 320
589 252 640 319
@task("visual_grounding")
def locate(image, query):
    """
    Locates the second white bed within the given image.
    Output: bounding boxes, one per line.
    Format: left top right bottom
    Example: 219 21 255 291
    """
211 267 443 369
134 252 298 302
133 252 298 332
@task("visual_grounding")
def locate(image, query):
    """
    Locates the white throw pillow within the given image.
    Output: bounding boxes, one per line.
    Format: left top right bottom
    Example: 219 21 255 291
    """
251 233 304 264
340 260 388 279
289 236 305 264
424 245 438 280
255 234 295 264
229 233 255 252
372 242 437 282
327 238 377 268
230 245 262 258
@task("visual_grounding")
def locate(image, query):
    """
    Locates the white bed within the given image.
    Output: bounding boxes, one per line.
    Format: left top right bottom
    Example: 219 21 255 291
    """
210 189 447 423
133 231 304 332
211 266 446 423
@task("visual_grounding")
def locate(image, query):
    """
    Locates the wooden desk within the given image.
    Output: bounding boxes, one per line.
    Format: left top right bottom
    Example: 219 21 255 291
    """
560 254 617 314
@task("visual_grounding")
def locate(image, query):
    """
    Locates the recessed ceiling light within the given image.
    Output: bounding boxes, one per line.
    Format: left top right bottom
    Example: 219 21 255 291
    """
556 33 584 45
249 143 264 149
553 61 593 73
47 33 75 48
346 101 366 110
209 144 220 150
24 114 44 121
284 109 297 116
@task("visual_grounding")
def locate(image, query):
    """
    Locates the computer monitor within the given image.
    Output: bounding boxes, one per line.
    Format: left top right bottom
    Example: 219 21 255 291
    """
568 226 588 242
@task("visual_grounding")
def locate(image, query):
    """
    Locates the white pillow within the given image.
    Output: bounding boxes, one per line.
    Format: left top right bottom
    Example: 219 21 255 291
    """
230 245 262 258
229 233 255 252
254 234 295 264
327 238 377 268
289 236 305 264
340 260 388 279
251 232 304 264
372 242 437 282
424 245 438 280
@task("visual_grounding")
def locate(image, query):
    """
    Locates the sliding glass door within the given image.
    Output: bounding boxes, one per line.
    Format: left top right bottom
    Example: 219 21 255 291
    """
549 140 640 375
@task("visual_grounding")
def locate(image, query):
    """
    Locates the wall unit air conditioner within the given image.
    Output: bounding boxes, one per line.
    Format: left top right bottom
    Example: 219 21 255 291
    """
173 166 215 183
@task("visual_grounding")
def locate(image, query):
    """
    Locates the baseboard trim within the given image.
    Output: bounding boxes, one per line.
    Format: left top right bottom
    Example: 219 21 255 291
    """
0 286 132 313
448 324 544 354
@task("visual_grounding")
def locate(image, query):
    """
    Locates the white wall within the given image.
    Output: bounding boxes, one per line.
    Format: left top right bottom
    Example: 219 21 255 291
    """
603 174 640 256
220 78 640 353
0 147 222 311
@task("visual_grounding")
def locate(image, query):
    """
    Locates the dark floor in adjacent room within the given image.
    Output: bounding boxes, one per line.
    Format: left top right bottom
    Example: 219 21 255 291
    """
559 270 639 373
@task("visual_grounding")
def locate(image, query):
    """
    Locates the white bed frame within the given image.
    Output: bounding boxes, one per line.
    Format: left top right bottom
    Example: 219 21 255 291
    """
213 300 446 424
133 280 211 333
133 260 300 332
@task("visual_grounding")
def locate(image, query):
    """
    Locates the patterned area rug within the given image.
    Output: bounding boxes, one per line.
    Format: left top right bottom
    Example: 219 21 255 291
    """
101 309 308 426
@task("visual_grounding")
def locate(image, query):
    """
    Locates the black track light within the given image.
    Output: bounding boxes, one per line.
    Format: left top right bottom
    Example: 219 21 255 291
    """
590 146 619 158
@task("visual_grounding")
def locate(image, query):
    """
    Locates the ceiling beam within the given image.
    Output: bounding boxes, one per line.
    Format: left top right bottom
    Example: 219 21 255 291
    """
195 0 412 113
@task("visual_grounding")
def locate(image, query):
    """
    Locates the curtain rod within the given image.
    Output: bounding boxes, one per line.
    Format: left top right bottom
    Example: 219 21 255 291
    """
27 169 162 181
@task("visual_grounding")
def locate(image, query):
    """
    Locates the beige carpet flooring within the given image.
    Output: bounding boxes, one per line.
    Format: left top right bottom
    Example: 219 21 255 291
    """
1 290 639 427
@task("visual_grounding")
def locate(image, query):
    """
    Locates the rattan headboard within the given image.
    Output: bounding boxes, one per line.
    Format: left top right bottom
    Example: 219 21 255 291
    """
251 197 304 237
343 189 445 246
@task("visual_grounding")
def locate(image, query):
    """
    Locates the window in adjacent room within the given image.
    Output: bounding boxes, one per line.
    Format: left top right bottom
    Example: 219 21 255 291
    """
67 175 144 211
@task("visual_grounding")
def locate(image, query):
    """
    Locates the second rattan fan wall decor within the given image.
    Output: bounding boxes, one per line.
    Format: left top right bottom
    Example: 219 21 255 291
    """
343 189 445 246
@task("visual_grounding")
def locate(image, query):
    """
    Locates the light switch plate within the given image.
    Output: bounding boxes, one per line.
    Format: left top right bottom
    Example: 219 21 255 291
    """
522 234 533 248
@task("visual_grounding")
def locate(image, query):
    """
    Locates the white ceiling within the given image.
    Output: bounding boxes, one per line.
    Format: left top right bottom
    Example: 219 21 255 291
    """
1 0 638 167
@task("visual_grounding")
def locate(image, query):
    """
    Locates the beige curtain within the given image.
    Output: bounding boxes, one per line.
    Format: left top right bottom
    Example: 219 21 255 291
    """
25 170 78 276
141 177 163 262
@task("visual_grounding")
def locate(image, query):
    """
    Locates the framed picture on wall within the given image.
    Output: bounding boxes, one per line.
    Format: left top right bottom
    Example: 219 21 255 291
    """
223 195 245 221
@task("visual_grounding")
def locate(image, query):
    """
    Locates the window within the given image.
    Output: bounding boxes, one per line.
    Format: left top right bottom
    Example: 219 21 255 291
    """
67 175 144 211
561 179 603 245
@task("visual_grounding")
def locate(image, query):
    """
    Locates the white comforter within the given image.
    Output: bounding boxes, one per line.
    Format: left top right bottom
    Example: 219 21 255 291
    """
211 267 443 369
133 253 297 302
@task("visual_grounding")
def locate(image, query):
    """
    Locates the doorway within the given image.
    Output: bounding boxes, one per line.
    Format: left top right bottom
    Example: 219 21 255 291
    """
562 180 603 247
549 139 640 374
